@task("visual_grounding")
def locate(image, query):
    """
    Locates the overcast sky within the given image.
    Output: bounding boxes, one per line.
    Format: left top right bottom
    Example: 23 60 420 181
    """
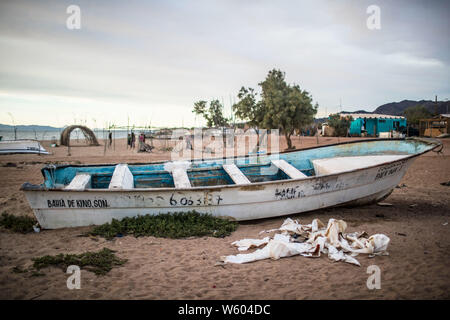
0 0 448 127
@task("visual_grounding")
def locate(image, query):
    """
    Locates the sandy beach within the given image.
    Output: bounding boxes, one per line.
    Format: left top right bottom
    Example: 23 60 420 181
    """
0 136 449 300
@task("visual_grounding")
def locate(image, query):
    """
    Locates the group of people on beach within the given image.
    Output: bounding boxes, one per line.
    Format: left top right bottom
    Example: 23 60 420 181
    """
127 131 136 149
105 130 154 153
127 131 153 152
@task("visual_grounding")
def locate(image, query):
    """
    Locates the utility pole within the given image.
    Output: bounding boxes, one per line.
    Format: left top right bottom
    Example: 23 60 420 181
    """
103 127 106 156
435 95 438 115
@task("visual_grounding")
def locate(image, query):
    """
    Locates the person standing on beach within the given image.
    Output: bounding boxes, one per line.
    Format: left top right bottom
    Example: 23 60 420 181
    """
131 131 136 149
108 131 112 148
138 132 144 151
127 133 131 149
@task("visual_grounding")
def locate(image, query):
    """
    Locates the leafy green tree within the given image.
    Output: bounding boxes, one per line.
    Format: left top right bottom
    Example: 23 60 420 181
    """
193 99 230 127
233 69 318 149
328 113 353 137
403 105 432 126
233 87 265 128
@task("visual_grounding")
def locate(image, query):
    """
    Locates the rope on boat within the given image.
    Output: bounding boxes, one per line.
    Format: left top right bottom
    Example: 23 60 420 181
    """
432 143 444 155
411 137 444 155
48 164 56 187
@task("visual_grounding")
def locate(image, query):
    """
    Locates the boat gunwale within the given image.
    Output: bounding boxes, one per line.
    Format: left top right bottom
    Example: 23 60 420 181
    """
20 138 442 192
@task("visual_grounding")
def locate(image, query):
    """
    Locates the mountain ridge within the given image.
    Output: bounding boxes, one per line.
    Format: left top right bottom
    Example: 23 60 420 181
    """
341 99 449 116
0 124 62 131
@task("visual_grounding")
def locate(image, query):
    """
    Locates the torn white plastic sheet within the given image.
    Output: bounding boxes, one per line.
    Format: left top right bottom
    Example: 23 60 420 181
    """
232 237 270 251
221 218 390 266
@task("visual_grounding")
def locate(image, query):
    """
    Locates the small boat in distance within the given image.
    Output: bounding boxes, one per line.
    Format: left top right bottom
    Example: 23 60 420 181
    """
21 138 441 229
0 139 50 155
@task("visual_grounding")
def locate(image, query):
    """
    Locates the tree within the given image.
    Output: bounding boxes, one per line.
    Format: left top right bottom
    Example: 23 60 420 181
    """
327 113 353 137
233 69 318 150
403 104 432 126
192 99 229 127
233 87 265 128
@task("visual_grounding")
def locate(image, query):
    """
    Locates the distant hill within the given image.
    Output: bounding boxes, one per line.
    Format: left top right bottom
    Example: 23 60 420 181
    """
330 100 450 118
374 100 450 116
0 124 62 131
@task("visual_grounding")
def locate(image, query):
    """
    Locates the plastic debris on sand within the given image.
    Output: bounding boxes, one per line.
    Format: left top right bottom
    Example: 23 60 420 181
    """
221 218 390 266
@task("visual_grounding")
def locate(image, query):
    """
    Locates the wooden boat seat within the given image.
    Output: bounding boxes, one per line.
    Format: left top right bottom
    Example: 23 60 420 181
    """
171 168 191 188
223 163 251 185
109 164 134 189
271 159 307 179
65 173 91 190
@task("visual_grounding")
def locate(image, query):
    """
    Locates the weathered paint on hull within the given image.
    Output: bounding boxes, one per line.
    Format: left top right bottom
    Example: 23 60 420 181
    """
24 156 413 229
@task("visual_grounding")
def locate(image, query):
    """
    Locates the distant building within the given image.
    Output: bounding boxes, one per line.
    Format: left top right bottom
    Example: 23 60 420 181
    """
419 114 449 137
342 113 407 137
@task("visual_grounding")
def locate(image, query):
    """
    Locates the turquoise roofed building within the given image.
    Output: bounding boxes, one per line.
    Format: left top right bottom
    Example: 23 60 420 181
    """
342 113 407 137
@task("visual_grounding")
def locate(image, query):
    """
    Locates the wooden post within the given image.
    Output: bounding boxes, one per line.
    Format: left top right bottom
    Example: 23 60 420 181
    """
103 128 106 156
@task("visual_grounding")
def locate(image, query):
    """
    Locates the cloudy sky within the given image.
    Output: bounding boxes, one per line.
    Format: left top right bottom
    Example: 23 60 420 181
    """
0 0 448 128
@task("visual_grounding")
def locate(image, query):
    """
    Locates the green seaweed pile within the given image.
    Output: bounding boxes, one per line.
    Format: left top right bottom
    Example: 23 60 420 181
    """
32 248 127 275
86 211 238 240
0 213 37 233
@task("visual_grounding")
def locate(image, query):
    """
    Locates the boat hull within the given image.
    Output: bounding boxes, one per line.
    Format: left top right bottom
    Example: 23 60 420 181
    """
24 155 413 229
0 140 49 155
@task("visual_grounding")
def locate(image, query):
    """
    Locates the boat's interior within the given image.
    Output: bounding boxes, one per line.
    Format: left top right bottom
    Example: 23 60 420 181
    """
39 139 434 190
59 161 301 190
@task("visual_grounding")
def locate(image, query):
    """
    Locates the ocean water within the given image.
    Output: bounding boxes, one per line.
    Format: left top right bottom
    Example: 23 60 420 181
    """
0 129 130 141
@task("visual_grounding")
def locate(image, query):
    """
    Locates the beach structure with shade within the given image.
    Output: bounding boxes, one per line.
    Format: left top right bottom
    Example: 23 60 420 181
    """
60 125 99 146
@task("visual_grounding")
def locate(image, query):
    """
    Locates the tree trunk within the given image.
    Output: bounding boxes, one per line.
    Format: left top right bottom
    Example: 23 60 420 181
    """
256 128 260 153
285 132 293 150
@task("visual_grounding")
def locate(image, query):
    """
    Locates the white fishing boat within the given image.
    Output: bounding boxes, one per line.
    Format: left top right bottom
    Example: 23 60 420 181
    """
0 139 50 155
21 138 441 229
